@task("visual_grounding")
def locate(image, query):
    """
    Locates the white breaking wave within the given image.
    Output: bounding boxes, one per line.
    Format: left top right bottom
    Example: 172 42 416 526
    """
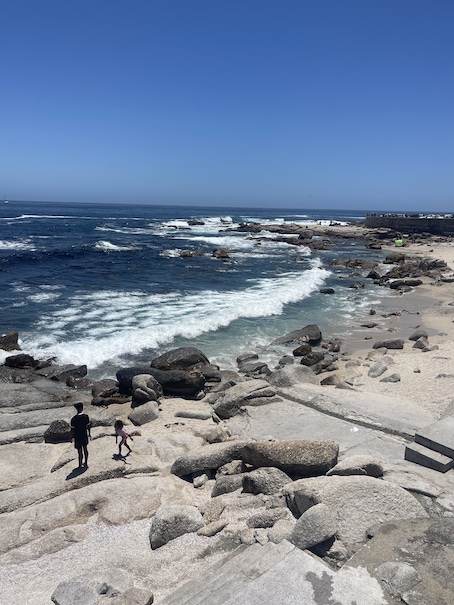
159 248 185 258
28 292 61 303
94 240 135 252
22 263 330 368
1 214 75 220
0 239 36 250
95 226 154 235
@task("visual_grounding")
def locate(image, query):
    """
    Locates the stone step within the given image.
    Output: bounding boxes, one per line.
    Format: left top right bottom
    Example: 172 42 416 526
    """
159 540 296 605
405 442 454 473
160 540 389 605
414 416 454 458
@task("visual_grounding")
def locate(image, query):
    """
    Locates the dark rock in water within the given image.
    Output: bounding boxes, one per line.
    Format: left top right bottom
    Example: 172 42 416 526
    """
367 270 381 280
116 367 152 393
148 367 206 397
0 332 21 351
299 351 325 367
360 322 378 328
44 419 72 443
272 324 322 346
188 219 205 226
180 249 204 258
277 355 294 367
237 352 259 366
212 248 230 259
150 347 210 371
241 440 339 477
319 288 335 294
4 354 39 369
293 344 312 357
349 282 365 289
373 339 404 350
238 361 270 374
330 258 378 270
297 230 314 240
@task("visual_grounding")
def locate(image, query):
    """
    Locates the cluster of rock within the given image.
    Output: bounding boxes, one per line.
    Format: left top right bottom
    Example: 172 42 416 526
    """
0 306 451 604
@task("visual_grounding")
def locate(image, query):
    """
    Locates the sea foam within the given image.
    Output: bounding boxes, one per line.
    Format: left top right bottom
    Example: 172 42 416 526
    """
21 263 330 369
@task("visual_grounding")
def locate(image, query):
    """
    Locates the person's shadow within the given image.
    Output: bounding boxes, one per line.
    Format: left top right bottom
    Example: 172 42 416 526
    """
66 466 88 480
112 453 130 464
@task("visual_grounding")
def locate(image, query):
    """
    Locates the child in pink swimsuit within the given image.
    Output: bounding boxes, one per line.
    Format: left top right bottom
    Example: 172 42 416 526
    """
114 419 133 456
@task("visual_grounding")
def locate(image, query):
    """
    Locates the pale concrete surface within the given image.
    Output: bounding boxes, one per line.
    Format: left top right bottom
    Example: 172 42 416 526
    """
415 415 454 458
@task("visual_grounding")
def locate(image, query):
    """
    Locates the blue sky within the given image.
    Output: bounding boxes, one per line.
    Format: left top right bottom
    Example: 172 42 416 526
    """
1 1 453 210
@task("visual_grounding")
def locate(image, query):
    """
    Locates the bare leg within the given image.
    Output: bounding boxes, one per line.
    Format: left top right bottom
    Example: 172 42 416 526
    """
77 447 83 468
82 445 89 467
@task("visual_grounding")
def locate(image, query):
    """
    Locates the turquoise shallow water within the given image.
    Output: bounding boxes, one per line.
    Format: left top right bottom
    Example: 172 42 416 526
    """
0 201 386 377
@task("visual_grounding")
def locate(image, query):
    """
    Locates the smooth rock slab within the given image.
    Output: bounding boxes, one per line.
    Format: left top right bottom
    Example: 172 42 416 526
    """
241 440 339 477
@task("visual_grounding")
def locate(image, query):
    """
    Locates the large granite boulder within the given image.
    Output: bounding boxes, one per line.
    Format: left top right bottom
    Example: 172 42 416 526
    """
128 401 159 425
242 467 292 495
131 373 163 402
149 505 204 549
171 441 250 478
148 368 206 397
212 380 278 419
271 324 322 346
291 502 337 550
150 347 210 371
284 475 428 545
44 419 72 443
116 367 153 393
241 440 339 477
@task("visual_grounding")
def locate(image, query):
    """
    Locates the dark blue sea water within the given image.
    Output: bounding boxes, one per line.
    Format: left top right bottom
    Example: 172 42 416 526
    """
0 201 387 378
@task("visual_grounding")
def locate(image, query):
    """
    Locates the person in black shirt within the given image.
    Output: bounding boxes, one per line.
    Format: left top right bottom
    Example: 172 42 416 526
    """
71 402 91 468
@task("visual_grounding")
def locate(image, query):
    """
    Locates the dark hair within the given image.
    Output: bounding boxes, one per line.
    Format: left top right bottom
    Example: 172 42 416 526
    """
74 402 84 413
115 419 124 428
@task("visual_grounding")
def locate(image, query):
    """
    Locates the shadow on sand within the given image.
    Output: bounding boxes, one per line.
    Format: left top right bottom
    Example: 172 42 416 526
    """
66 466 88 480
112 453 130 464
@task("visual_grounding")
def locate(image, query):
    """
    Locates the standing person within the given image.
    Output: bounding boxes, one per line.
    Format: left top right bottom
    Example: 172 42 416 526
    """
114 419 133 457
71 402 91 468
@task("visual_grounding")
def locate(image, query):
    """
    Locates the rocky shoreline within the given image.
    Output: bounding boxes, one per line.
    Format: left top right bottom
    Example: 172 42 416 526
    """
1 223 454 605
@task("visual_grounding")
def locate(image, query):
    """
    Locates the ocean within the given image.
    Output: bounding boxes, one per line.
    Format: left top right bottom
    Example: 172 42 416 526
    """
0 201 387 379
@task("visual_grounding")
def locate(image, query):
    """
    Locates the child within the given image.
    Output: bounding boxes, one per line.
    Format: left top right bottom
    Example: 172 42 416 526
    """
114 419 133 457
71 402 91 468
